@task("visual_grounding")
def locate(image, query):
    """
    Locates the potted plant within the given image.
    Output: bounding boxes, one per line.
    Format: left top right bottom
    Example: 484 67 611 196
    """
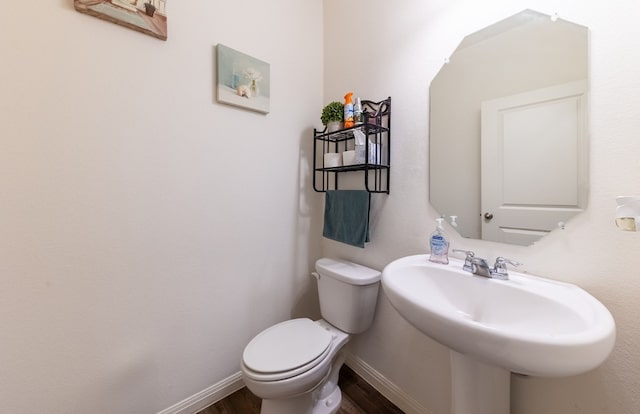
321 101 344 132
144 2 156 16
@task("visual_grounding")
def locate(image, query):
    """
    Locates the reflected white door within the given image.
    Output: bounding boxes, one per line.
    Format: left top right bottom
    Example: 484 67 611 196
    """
480 80 587 245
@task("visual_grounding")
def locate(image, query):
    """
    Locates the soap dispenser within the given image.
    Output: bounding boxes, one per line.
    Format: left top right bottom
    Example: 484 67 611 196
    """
429 218 450 264
615 196 640 231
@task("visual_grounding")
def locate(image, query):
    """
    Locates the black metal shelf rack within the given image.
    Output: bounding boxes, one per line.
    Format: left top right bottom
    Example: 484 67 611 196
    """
313 97 391 194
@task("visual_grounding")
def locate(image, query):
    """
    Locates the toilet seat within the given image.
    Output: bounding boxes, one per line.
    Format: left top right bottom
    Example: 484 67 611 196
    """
242 318 334 382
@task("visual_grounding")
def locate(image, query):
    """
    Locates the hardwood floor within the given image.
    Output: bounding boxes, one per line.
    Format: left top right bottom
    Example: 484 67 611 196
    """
199 365 404 414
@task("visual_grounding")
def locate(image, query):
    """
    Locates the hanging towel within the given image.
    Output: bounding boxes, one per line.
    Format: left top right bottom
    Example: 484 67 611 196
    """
323 190 370 248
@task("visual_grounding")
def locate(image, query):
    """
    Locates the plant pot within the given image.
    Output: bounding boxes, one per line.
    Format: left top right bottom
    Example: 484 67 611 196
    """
327 121 342 133
144 3 156 16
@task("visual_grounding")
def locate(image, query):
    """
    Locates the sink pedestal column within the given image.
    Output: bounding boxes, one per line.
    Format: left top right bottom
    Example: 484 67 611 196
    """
450 351 510 414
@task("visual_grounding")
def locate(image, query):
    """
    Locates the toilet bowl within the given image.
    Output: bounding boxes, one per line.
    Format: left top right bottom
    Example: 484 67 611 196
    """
242 319 349 412
240 258 381 414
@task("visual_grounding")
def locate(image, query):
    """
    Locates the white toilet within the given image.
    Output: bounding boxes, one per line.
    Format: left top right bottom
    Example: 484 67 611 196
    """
241 258 381 414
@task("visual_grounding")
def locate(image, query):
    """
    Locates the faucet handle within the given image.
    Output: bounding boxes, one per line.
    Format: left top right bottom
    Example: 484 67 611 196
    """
452 249 474 256
492 257 522 279
452 249 475 272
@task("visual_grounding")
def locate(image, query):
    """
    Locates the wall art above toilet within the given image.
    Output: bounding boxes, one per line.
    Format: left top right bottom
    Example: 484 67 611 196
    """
216 44 271 114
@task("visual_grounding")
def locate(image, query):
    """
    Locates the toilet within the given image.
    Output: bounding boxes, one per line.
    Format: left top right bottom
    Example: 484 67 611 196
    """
241 258 381 414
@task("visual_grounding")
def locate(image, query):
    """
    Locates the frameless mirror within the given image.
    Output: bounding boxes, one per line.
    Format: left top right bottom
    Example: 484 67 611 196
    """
429 9 589 246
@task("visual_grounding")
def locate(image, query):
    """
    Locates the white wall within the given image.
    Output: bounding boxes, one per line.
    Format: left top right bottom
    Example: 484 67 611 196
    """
0 1 323 413
324 0 640 413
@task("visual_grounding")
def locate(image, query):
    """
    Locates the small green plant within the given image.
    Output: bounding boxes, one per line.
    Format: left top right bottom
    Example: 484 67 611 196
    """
320 101 344 125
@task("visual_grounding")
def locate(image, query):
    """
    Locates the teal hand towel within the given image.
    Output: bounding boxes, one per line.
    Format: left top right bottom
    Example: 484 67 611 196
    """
323 190 370 248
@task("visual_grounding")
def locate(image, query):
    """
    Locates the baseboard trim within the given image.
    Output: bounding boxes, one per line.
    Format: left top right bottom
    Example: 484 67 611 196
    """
345 352 433 414
158 354 431 414
157 371 244 414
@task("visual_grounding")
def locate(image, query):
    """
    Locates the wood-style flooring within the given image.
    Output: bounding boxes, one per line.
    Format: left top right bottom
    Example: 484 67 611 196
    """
199 365 405 414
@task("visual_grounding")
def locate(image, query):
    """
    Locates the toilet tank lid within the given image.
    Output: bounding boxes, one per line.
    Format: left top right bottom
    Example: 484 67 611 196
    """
315 258 381 285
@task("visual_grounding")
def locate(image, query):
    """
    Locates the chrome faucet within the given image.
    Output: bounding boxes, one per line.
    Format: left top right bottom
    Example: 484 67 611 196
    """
470 257 492 277
491 257 522 280
453 250 521 280
452 249 474 272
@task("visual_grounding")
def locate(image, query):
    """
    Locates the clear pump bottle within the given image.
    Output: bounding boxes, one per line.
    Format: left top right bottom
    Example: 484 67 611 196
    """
429 218 450 264
354 97 363 124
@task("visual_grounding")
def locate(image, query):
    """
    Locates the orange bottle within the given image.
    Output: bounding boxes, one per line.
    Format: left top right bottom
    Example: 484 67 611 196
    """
343 92 354 128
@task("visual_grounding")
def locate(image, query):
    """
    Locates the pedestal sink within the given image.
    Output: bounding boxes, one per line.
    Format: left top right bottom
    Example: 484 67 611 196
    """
382 255 615 414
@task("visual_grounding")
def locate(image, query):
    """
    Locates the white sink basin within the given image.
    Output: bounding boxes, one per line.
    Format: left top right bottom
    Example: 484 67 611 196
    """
382 255 615 377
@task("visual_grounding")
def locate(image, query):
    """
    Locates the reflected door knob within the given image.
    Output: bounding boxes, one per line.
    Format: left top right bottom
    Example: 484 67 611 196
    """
484 212 494 220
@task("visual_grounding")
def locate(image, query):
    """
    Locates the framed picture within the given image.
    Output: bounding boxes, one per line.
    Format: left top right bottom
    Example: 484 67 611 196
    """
216 44 270 114
74 0 168 41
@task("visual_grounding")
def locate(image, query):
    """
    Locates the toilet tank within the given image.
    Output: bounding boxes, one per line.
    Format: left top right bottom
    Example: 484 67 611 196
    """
315 258 381 334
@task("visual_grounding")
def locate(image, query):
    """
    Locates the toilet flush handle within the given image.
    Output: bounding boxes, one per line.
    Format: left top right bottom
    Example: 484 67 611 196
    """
311 272 320 280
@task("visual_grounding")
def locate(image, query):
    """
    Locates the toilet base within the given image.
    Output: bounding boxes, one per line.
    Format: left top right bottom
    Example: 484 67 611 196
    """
315 386 342 414
260 386 342 414
243 321 350 414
